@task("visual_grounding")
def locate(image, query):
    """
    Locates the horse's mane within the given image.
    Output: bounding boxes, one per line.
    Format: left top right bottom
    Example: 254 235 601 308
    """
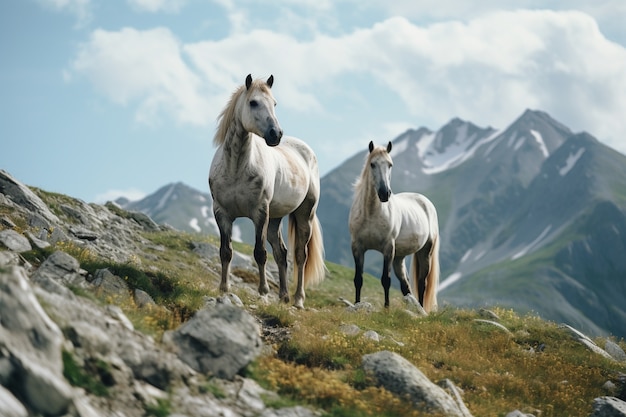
213 79 272 147
353 146 388 194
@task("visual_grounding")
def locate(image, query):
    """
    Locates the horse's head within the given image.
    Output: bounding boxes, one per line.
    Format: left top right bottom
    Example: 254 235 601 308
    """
367 141 393 202
240 74 283 147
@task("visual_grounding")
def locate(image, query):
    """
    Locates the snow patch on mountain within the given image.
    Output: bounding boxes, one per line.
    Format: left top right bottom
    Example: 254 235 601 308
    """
189 218 201 233
439 272 462 291
483 133 502 157
460 249 472 263
418 126 499 175
530 129 549 158
511 225 552 260
473 249 487 261
509 131 533 152
559 147 586 176
156 183 177 211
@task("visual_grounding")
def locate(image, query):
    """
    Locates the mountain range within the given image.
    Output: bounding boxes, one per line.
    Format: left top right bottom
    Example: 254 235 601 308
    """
118 109 626 337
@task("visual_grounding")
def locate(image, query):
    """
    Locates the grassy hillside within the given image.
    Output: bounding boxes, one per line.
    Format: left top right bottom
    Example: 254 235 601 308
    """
16 224 624 417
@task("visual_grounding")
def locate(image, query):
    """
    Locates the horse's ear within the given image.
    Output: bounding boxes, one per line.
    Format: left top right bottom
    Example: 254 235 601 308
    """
245 74 252 90
267 75 274 88
368 141 374 153
387 141 392 153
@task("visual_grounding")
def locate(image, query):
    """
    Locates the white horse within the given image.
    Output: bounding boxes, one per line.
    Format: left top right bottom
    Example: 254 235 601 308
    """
209 74 325 308
349 141 440 312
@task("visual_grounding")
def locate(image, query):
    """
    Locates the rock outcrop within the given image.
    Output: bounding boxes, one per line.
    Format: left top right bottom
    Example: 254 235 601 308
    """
0 169 317 416
166 304 263 379
362 350 472 417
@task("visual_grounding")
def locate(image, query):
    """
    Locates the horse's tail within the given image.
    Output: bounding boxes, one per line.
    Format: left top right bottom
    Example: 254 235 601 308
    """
288 212 326 288
423 232 440 313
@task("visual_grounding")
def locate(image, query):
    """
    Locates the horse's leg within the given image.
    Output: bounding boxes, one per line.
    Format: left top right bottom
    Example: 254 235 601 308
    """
291 211 312 309
252 206 270 296
268 217 289 303
381 242 394 308
351 244 365 304
381 252 392 308
214 209 234 293
392 256 411 296
416 241 432 306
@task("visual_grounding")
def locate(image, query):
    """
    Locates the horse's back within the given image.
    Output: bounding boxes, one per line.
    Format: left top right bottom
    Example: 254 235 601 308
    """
393 192 438 255
279 136 318 169
267 136 320 217
395 193 437 221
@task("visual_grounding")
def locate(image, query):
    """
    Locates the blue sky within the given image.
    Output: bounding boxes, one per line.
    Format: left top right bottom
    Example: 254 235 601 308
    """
2 1 625 203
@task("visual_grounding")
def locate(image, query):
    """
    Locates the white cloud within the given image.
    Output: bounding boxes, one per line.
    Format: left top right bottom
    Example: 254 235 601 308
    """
67 8 626 155
337 10 626 153
186 9 626 141
127 0 186 13
94 188 146 204
68 27 213 126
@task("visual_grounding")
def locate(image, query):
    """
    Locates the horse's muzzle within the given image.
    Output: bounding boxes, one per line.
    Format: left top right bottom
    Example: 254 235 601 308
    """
264 126 283 147
377 186 391 202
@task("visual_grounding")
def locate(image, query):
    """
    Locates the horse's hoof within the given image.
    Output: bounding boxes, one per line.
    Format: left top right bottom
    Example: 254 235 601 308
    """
404 294 419 305
347 302 373 313
280 293 290 304
403 294 427 316
220 283 230 293
293 299 304 309
258 284 270 295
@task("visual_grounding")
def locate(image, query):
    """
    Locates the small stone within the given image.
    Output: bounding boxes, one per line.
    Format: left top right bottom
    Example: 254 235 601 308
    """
339 324 361 336
363 330 380 342
134 289 156 308
347 301 373 313
479 308 500 320
605 339 626 362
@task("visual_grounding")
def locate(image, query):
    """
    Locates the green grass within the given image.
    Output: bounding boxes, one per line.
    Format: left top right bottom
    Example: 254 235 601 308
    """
4 193 625 417
62 350 111 397
144 398 171 417
201 379 227 399
252 305 624 417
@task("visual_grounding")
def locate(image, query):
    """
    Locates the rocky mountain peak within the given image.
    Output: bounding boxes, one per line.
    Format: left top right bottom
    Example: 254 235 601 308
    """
413 117 497 175
499 108 573 156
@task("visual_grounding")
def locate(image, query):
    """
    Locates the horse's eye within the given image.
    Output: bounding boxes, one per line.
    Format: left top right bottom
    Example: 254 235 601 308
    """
250 100 258 108
370 163 375 169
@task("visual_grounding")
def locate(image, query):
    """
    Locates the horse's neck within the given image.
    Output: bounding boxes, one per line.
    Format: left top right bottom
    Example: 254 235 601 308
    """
221 118 254 171
356 178 387 217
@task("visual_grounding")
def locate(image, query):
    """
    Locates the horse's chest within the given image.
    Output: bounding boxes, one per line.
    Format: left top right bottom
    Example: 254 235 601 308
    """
352 218 397 250
224 189 259 209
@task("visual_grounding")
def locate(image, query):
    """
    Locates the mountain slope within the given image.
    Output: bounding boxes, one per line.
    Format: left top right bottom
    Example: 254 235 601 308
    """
442 132 626 336
118 109 626 337
2 168 625 417
122 182 216 234
120 182 256 242
317 109 626 337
